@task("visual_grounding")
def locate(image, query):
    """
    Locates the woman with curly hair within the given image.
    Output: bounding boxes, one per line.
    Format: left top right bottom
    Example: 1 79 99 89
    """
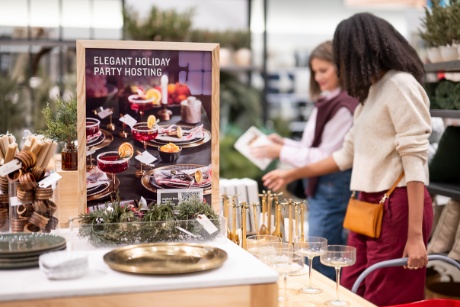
262 12 433 306
251 40 358 281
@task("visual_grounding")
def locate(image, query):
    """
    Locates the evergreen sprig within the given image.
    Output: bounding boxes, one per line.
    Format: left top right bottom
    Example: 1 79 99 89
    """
77 197 221 247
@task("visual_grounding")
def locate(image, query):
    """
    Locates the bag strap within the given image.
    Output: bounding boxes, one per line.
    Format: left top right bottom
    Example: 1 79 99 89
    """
378 171 405 204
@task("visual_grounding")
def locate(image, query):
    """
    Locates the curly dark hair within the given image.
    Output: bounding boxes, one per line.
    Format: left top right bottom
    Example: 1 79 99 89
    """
332 12 425 102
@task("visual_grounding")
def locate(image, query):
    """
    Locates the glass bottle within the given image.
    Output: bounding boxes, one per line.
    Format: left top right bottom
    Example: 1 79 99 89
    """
61 142 78 171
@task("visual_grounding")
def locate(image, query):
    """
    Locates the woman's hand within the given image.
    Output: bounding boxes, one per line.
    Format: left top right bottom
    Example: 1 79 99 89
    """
262 169 295 191
249 143 282 160
402 234 428 270
267 133 285 145
404 181 428 270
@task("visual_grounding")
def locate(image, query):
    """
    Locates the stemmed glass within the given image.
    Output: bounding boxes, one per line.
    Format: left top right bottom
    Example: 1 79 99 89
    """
267 247 304 303
246 234 281 259
320 245 356 307
131 122 159 177
294 236 327 294
128 95 155 122
96 151 130 199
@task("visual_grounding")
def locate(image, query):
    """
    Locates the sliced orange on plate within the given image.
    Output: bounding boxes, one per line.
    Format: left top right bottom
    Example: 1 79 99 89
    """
176 126 183 138
194 170 203 183
118 142 134 159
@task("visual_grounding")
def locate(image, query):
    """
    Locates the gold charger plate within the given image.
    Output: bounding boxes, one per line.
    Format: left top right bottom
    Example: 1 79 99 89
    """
141 164 212 195
147 127 211 149
88 129 114 152
103 242 227 275
87 174 120 201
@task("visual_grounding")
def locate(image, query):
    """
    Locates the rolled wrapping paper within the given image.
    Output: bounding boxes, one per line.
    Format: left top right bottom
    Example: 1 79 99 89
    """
435 80 457 110
31 139 44 156
4 143 17 163
453 83 460 110
7 135 18 154
0 135 9 158
35 139 52 169
28 135 36 148
41 141 58 169
22 139 32 152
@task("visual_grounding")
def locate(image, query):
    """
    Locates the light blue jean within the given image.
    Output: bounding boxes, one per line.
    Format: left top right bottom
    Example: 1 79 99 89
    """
305 169 351 281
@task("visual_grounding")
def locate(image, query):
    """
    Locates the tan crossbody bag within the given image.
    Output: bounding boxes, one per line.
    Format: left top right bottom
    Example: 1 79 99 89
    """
343 172 404 239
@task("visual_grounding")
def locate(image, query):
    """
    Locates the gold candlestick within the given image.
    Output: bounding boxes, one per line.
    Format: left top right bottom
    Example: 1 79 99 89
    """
107 108 115 131
300 201 306 242
241 202 248 249
288 199 293 246
231 198 239 245
294 202 300 242
119 113 128 138
272 198 283 239
252 202 259 235
221 194 231 240
267 190 273 234
258 191 268 234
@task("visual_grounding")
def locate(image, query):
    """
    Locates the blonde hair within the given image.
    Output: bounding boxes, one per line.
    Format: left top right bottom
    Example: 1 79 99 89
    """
308 40 343 100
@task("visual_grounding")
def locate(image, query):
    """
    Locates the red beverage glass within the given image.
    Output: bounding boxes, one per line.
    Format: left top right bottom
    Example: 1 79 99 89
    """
97 151 130 199
128 94 154 112
132 123 159 143
131 122 159 177
97 152 129 174
86 118 100 138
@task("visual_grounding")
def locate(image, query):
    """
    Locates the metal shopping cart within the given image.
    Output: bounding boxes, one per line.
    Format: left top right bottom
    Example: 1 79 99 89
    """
351 255 460 307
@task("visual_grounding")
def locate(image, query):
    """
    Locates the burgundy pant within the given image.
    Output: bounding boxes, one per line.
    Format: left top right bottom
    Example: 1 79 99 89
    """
341 187 433 306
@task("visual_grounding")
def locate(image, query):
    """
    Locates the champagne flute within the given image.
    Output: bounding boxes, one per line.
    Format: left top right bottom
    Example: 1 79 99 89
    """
294 236 327 294
320 245 356 307
268 247 304 302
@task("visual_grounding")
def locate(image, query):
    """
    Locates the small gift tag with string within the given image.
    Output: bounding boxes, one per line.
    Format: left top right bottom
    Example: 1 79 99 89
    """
196 214 218 234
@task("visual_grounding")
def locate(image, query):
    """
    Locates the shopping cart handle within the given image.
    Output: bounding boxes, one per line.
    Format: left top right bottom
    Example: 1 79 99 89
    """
351 255 460 293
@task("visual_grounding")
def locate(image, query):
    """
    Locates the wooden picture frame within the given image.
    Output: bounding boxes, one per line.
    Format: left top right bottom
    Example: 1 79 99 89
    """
76 40 220 213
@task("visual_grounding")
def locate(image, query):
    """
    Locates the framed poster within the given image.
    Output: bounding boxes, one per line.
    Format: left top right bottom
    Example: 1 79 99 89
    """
76 40 219 212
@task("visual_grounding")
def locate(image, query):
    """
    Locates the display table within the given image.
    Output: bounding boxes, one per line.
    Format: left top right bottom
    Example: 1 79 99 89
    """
282 270 377 306
0 239 278 307
0 233 376 307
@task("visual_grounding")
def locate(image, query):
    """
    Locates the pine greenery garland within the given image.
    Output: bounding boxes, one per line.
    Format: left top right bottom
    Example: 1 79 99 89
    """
77 196 221 247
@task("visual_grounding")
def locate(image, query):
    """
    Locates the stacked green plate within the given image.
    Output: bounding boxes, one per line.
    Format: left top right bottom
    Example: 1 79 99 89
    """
0 233 66 269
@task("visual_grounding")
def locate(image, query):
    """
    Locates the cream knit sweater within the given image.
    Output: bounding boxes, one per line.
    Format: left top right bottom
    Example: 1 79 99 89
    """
332 70 431 193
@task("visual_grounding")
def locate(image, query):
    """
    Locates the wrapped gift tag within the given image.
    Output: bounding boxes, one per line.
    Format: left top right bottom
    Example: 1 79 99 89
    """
10 196 21 207
0 159 22 176
39 172 62 188
119 114 137 128
196 214 218 234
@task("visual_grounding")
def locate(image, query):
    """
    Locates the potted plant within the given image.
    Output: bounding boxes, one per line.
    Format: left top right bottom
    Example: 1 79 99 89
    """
40 96 78 170
420 0 460 62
